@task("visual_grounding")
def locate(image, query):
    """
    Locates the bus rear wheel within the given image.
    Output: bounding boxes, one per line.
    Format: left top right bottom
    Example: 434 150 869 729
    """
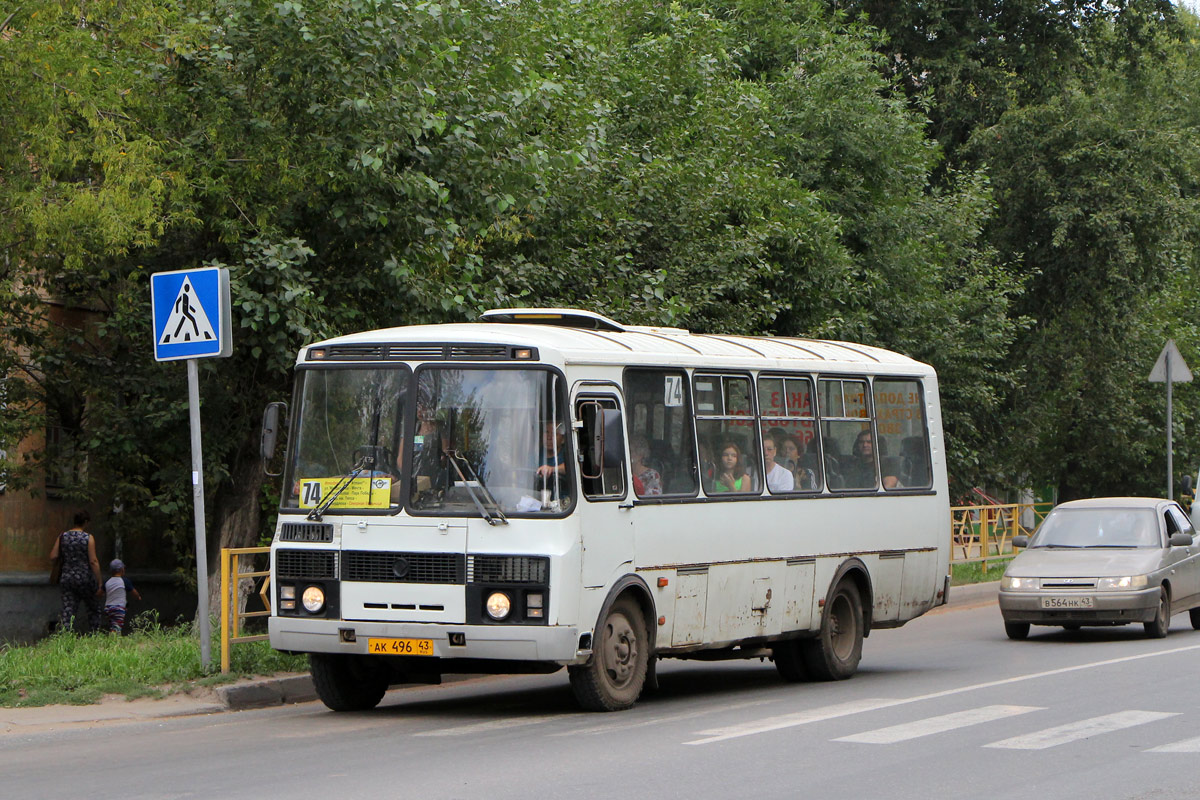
569 596 648 711
310 653 390 712
802 580 863 681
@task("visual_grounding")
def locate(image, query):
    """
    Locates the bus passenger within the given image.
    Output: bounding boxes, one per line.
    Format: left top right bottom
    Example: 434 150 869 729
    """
630 436 662 497
783 434 818 490
711 441 752 493
762 437 794 493
844 430 899 489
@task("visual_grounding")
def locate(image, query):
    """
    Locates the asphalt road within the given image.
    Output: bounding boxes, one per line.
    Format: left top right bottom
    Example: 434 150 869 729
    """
5 597 1200 800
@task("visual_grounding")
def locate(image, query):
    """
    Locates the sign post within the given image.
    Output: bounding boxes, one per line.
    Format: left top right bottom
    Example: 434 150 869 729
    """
1149 340 1192 500
151 267 232 671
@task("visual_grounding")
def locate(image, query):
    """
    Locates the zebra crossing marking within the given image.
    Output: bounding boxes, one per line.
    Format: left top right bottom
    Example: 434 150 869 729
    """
1147 736 1200 753
983 710 1178 750
834 704 1043 745
685 642 1200 745
414 714 572 737
685 698 902 746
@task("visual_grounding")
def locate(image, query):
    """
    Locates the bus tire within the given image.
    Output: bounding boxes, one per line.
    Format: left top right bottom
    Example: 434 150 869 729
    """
772 639 810 682
568 596 648 711
310 653 390 712
802 580 863 681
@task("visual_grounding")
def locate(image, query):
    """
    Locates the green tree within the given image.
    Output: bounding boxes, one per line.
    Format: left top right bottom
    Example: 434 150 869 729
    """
2 0 1018 598
973 23 1200 499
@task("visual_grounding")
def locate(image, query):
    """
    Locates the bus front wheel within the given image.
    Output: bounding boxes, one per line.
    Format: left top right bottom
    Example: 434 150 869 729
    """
569 596 649 711
802 580 864 681
310 653 390 712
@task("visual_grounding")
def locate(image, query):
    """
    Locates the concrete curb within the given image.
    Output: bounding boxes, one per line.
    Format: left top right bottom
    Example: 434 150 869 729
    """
216 674 317 710
946 580 999 607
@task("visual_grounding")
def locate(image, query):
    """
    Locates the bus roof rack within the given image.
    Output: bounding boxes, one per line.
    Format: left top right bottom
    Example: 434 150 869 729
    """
480 308 628 332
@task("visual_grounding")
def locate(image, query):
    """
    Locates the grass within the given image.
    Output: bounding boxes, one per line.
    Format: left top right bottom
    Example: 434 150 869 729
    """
951 557 1013 586
0 612 307 707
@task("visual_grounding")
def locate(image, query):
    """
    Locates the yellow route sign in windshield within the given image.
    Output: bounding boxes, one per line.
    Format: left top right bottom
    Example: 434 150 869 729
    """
299 476 392 509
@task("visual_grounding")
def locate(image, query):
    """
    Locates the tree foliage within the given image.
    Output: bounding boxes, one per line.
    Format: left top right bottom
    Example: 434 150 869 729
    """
33 0 1200 583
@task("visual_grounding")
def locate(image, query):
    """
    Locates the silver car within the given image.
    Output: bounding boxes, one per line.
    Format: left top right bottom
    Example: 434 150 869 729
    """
998 497 1200 640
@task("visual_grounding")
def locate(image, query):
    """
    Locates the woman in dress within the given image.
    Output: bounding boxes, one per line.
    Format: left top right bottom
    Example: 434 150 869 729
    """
49 510 102 633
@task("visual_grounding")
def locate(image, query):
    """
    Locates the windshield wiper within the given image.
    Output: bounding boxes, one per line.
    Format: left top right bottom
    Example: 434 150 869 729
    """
446 451 508 526
306 455 369 521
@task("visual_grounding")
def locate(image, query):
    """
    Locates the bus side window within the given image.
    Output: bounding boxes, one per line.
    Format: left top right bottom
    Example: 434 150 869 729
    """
576 398 626 500
695 373 759 496
622 368 699 496
873 379 931 490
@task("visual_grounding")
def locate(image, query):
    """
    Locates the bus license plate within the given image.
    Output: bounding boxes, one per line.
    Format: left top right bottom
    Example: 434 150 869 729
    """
367 638 435 656
1040 596 1094 609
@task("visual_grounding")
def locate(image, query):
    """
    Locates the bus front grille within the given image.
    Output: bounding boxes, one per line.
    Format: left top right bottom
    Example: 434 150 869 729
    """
276 549 338 580
469 555 549 584
342 551 466 584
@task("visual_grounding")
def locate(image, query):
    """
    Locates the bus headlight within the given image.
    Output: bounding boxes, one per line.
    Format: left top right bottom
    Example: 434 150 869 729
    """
486 592 512 620
302 585 326 613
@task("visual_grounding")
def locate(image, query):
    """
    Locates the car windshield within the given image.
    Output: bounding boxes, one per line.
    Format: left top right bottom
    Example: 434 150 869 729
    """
1030 507 1161 548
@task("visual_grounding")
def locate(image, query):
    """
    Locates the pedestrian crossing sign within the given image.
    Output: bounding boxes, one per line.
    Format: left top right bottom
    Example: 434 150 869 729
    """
151 267 232 361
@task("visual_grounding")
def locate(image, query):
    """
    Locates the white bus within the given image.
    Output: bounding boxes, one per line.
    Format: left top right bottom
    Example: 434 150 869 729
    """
263 309 950 712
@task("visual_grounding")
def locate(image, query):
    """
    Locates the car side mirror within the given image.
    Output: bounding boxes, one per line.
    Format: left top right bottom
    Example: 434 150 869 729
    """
1169 532 1193 547
1012 535 1029 549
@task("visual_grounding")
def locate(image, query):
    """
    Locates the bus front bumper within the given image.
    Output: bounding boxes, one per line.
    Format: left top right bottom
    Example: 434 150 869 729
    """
269 617 584 664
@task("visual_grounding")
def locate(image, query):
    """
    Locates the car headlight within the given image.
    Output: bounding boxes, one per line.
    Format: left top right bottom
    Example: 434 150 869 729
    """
485 591 512 620
302 585 326 613
1097 575 1149 591
1002 576 1040 590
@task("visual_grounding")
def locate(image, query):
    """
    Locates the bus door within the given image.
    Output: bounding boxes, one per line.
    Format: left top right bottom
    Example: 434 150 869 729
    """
572 387 633 591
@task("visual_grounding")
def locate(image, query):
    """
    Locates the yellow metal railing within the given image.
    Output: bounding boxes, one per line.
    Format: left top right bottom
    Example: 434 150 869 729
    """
950 502 1054 572
220 546 272 674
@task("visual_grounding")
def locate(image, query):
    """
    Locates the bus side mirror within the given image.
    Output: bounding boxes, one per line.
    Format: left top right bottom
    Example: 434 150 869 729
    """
578 403 626 480
602 409 624 467
1182 475 1193 495
579 402 603 480
261 401 287 477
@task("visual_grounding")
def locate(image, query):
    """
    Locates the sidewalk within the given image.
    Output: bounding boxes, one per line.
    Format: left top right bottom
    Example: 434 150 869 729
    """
1 674 317 734
3 582 1000 732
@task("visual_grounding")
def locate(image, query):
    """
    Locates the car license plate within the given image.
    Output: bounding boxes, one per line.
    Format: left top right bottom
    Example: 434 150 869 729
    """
1040 596 1094 609
367 637 435 656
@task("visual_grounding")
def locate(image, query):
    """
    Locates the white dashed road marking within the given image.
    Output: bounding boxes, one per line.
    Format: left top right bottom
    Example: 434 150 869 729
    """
984 710 1178 750
834 704 1043 745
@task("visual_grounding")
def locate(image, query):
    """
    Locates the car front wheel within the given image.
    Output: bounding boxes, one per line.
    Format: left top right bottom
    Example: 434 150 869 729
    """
1004 621 1030 640
1144 588 1170 639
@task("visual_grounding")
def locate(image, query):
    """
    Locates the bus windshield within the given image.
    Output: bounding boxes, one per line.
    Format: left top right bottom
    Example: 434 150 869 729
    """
283 365 572 516
285 367 409 511
410 367 572 516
